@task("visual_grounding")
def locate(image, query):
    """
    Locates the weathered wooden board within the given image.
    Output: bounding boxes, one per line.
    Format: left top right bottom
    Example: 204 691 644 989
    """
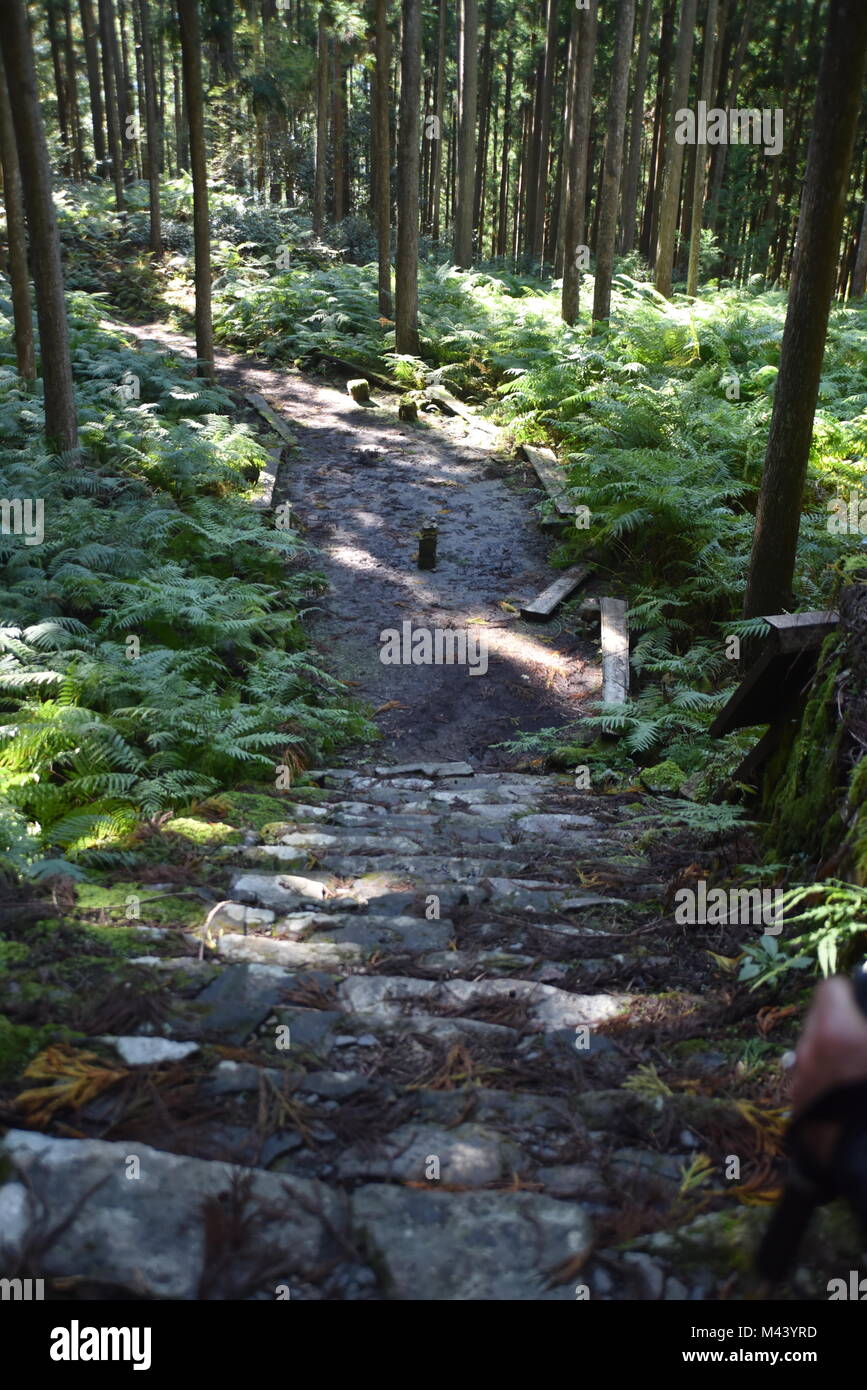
521 444 574 521
710 610 839 735
250 447 281 512
423 385 498 435
520 564 592 620
245 391 297 446
600 598 629 704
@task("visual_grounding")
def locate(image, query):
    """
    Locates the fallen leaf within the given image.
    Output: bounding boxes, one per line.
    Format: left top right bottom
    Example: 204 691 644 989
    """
374 701 409 714
15 1045 127 1125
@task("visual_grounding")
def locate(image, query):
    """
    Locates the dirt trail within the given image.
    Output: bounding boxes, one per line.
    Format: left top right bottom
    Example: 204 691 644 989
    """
122 321 599 765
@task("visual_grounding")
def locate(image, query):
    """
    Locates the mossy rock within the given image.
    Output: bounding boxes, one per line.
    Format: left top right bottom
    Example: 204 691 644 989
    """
164 816 242 847
195 790 302 829
639 759 687 793
347 378 371 403
75 882 202 928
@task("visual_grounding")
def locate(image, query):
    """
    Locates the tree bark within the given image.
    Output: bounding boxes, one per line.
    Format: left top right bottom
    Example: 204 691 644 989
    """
313 8 328 235
0 0 78 453
98 0 126 208
561 0 598 325
592 0 636 322
138 0 162 253
0 59 35 383
495 45 513 259
851 196 867 298
395 0 420 353
620 0 653 255
373 0 391 316
744 0 867 617
640 0 675 260
78 0 106 173
686 0 717 295
530 0 559 269
453 0 478 268
430 0 446 241
654 0 697 297
176 0 213 378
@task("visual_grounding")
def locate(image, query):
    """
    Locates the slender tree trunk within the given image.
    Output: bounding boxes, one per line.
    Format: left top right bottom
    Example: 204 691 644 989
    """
138 0 162 253
530 0 559 268
592 0 636 322
373 0 391 316
744 0 867 617
654 0 697 297
313 8 328 235
473 0 494 241
62 0 84 179
555 11 579 274
98 0 126 208
453 0 478 268
176 0 213 378
706 0 751 230
0 60 35 382
332 40 346 222
620 0 653 255
395 0 420 353
851 197 867 298
78 0 106 174
46 0 71 175
686 0 718 295
562 0 598 324
0 0 78 453
640 0 675 261
430 0 446 241
496 46 514 259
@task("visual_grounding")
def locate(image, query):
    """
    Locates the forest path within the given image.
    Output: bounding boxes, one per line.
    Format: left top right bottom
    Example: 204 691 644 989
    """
120 319 599 765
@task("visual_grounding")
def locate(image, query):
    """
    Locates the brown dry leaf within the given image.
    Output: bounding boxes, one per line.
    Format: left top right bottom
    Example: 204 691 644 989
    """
756 1004 799 1036
15 1045 127 1125
498 601 519 613
374 701 409 714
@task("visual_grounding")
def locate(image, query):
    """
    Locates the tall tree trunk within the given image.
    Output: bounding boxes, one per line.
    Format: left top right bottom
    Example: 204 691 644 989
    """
851 196 867 298
640 0 675 261
0 0 78 453
620 0 653 255
530 0 559 268
78 0 106 174
430 0 446 241
744 0 867 617
496 46 514 259
472 0 494 242
395 0 420 353
62 0 84 179
0 60 35 382
176 0 213 378
654 0 697 297
138 0 162 253
555 11 579 274
592 0 636 321
98 0 126 208
313 8 328 235
686 0 718 295
373 0 391 316
46 0 71 175
561 0 598 324
706 0 751 230
332 40 346 221
453 0 478 268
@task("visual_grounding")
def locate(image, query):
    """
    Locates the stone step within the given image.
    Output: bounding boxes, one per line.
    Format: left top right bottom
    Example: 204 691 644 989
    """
232 870 488 916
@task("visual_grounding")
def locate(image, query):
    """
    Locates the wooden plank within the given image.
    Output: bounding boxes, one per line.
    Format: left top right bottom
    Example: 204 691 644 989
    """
423 385 498 434
244 391 297 446
521 444 574 520
520 564 592 620
313 353 396 391
600 598 629 704
709 610 839 735
250 447 281 512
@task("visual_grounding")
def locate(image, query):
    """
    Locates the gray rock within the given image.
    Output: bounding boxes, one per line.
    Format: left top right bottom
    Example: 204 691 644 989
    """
338 1123 522 1185
0 1130 348 1299
189 963 294 1045
537 1164 609 1199
609 1147 686 1199
622 1251 666 1300
352 1185 592 1300
375 762 474 778
107 1037 200 1066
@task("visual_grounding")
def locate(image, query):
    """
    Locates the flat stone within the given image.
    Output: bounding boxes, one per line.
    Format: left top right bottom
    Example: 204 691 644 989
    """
274 914 452 954
609 1148 686 1198
339 1123 522 1185
232 872 364 912
107 1037 200 1066
374 762 474 778
190 963 294 1044
213 932 362 969
536 1164 609 1199
208 902 276 931
0 1130 347 1299
352 1186 592 1300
